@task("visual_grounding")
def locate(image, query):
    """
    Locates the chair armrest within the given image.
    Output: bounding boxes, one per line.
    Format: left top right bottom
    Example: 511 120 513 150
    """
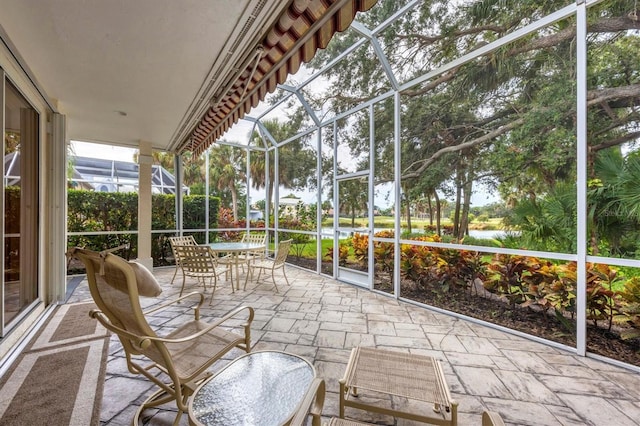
482 411 506 426
289 378 325 426
90 309 156 350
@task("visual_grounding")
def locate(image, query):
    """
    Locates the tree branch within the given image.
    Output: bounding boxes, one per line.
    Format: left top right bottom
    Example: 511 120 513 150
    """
590 131 640 153
402 66 460 97
507 16 640 57
402 118 525 179
397 24 510 46
587 84 640 107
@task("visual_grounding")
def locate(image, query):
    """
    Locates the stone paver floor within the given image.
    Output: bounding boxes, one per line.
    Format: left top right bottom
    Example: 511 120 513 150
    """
67 265 640 426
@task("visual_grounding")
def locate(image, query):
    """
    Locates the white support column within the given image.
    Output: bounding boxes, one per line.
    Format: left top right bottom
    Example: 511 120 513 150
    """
393 91 401 299
136 140 153 270
315 130 322 274
50 113 67 303
575 1 588 357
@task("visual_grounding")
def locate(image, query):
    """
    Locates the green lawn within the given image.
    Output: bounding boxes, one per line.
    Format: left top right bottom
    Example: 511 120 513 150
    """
290 239 334 259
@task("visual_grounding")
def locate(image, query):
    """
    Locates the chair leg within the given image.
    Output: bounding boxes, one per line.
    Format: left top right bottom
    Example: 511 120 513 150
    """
170 265 178 285
208 275 218 305
282 265 290 286
243 265 251 290
271 269 279 293
133 387 182 426
179 273 187 297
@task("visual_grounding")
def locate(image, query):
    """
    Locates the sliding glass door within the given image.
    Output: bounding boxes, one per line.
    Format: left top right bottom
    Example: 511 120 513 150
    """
2 74 40 333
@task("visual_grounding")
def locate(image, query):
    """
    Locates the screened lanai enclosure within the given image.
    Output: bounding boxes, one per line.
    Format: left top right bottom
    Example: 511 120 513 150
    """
67 0 640 370
70 156 184 194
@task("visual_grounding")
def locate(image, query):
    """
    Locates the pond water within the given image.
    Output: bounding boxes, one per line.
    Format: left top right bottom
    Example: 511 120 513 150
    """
320 228 511 240
467 229 509 239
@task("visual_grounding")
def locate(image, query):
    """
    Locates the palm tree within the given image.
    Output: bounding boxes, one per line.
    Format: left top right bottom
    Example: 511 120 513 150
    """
181 151 205 188
208 143 246 221
249 118 315 212
152 151 175 174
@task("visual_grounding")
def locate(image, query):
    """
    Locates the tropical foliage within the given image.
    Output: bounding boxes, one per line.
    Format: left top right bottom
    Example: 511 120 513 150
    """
332 231 639 346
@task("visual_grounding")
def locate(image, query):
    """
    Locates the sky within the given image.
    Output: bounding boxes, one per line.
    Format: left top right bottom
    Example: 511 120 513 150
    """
69 139 499 208
70 140 137 162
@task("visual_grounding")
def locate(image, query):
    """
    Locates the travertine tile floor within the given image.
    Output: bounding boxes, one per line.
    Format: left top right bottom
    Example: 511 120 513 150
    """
67 265 640 426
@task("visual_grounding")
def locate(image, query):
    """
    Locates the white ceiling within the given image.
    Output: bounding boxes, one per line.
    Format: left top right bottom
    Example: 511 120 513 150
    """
0 0 290 152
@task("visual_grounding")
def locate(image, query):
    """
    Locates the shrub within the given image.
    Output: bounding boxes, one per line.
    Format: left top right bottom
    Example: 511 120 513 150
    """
352 233 368 265
586 263 622 331
615 277 640 340
484 255 534 307
325 244 348 266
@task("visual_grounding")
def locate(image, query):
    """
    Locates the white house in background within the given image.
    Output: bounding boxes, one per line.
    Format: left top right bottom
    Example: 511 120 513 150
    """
4 153 187 194
279 195 302 218
70 156 187 194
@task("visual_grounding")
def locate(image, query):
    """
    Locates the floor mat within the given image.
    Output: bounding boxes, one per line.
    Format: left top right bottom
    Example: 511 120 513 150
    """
0 302 110 426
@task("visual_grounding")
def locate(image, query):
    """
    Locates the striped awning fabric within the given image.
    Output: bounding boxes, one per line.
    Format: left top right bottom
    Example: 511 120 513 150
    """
179 0 378 156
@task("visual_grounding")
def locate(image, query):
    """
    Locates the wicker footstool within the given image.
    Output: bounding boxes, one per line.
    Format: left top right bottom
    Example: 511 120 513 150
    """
339 346 458 426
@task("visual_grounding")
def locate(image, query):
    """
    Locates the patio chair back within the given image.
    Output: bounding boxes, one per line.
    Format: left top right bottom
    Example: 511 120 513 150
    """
168 235 197 284
290 378 325 426
70 247 164 362
482 411 505 426
175 244 217 275
274 238 293 266
244 239 293 292
174 244 229 300
238 232 267 262
241 232 267 245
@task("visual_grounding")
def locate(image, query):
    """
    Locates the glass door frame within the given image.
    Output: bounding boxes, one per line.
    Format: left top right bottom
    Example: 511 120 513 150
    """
334 170 373 288
1 71 42 336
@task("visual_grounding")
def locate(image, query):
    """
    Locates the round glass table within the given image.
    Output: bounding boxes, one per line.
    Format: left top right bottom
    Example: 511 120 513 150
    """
208 242 265 290
188 350 316 426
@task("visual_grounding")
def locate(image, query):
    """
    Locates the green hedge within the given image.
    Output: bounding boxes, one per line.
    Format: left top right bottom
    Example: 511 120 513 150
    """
67 189 219 265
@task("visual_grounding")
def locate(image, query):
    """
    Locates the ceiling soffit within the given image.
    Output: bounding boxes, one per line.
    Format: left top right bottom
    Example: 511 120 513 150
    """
178 0 378 156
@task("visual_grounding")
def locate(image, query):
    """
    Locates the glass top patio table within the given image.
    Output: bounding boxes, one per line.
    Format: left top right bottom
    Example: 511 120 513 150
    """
207 242 264 252
207 242 265 290
188 350 316 426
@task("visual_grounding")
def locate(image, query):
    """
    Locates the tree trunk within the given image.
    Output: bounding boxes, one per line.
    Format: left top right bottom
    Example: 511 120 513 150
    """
453 165 462 237
434 191 441 236
231 186 238 222
459 169 473 240
405 197 412 234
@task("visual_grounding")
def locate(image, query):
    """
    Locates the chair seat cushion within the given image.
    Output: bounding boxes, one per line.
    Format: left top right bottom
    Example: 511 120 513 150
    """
128 262 163 297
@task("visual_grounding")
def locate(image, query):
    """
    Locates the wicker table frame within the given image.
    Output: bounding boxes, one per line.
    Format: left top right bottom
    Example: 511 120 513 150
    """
339 347 458 426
